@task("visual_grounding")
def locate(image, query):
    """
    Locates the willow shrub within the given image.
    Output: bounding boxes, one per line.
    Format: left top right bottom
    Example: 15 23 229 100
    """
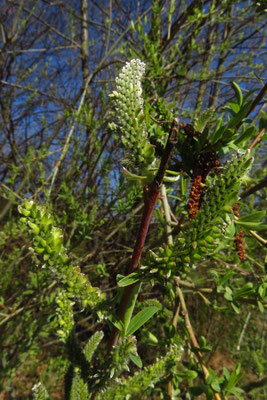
16 60 266 400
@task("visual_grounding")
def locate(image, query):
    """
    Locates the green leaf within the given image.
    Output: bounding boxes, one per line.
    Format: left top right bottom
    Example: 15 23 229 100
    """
231 302 240 313
233 282 254 300
146 330 158 344
234 126 257 145
258 282 266 299
206 370 215 385
225 222 236 239
70 373 88 400
181 175 187 196
223 367 230 380
231 81 243 106
224 363 244 392
257 300 264 313
226 101 253 130
211 380 221 392
32 382 49 400
109 314 124 331
129 353 143 368
28 221 40 234
123 282 142 334
228 101 240 114
177 369 198 380
117 272 141 287
125 306 159 336
211 125 225 145
234 221 267 231
224 287 233 301
237 211 266 222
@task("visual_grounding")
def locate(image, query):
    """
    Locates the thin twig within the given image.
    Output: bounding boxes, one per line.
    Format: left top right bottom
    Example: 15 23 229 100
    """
248 229 267 247
161 185 173 245
233 216 267 247
160 183 175 399
249 128 265 150
241 176 267 198
215 257 260 279
237 311 251 351
48 72 93 195
175 281 222 400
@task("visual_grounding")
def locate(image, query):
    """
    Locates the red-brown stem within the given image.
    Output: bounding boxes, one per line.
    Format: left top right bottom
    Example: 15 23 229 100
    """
128 186 160 274
108 119 178 350
249 128 265 150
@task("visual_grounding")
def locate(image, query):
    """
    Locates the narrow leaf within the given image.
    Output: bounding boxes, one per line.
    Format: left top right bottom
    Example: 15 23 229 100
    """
117 272 141 287
225 364 244 391
234 126 257 145
177 369 198 380
231 81 243 106
123 282 142 333
109 314 124 331
125 306 159 336
228 101 240 114
129 353 143 368
226 101 253 130
237 211 266 222
234 221 267 231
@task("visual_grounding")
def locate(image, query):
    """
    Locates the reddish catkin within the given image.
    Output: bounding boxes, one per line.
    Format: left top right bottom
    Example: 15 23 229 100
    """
181 124 221 219
233 203 246 261
188 175 203 219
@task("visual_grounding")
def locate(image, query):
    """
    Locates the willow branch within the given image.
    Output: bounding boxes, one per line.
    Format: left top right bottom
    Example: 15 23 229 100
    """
108 119 178 350
241 175 267 198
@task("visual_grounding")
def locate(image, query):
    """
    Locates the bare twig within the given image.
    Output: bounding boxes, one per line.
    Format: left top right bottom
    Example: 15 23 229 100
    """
233 216 267 247
161 185 173 246
248 230 267 247
214 257 260 278
237 311 251 351
48 71 94 196
160 183 175 399
241 176 267 198
249 128 265 150
175 281 222 400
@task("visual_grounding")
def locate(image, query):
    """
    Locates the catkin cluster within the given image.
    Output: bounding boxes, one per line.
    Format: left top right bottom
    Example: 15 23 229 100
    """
109 59 155 172
146 151 253 276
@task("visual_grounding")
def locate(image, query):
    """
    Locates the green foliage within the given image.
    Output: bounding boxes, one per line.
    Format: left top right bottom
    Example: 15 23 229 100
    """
18 200 105 311
1 2 266 399
95 345 182 400
11 60 265 399
56 291 75 343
